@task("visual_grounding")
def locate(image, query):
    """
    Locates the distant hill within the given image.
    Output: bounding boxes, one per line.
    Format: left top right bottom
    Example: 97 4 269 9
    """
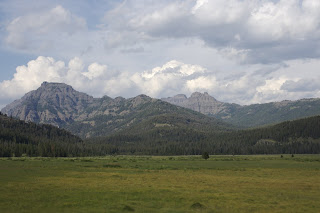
162 92 320 127
1 82 232 138
0 112 82 157
87 115 320 155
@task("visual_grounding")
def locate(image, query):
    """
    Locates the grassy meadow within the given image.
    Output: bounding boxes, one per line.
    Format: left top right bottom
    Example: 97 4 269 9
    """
0 155 319 212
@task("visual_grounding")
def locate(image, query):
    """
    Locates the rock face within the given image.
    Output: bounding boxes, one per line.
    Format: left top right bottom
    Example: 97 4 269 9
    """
2 82 228 138
2 82 94 126
2 82 158 137
163 92 320 127
162 92 240 118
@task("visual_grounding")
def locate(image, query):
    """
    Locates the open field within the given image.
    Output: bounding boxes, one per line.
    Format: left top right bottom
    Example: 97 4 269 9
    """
0 155 319 212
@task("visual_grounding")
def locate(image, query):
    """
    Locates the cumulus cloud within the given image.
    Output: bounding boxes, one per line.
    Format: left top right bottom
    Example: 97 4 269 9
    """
0 57 232 107
82 63 107 80
131 60 215 98
131 58 320 104
186 76 218 92
2 56 320 109
0 56 119 106
0 57 66 99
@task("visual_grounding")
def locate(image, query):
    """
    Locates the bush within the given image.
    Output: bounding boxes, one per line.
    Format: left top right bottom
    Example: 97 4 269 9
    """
202 152 209 160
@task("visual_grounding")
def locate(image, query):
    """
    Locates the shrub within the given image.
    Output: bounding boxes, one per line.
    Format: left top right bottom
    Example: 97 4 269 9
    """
202 152 209 160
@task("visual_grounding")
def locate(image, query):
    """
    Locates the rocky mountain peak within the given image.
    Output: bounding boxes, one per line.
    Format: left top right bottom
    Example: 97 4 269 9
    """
3 83 192 137
190 92 217 102
161 94 187 105
1 82 94 125
162 92 219 105
32 82 94 107
35 82 74 97
162 92 229 115
190 92 202 98
134 94 150 99
174 94 187 99
129 94 153 107
40 81 72 91
41 81 68 88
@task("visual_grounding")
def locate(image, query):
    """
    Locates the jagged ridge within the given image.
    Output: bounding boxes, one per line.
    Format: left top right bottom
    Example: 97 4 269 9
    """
2 82 232 138
162 92 320 127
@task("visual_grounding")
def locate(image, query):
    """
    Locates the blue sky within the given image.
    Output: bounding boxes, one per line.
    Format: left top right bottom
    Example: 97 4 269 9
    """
1 0 320 108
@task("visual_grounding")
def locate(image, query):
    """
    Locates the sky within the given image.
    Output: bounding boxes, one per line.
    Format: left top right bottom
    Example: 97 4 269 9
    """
1 0 320 109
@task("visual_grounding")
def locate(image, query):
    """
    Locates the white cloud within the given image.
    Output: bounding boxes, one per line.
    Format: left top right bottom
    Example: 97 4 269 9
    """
247 0 320 42
141 60 205 78
114 0 320 63
0 56 65 98
191 0 249 24
82 63 107 80
5 5 86 50
133 58 320 104
2 0 320 86
1 0 320 109
132 60 210 97
2 56 320 108
0 57 109 105
2 0 320 68
186 76 218 92
0 58 219 106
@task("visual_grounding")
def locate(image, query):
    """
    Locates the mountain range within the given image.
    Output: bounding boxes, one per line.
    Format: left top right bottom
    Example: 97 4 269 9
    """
1 82 231 138
162 92 320 127
1 82 320 155
3 82 320 137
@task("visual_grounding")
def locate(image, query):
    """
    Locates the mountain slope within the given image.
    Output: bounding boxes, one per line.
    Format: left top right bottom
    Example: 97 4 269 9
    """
1 82 232 138
68 95 233 138
219 98 320 127
2 101 319 156
163 92 320 127
87 115 320 155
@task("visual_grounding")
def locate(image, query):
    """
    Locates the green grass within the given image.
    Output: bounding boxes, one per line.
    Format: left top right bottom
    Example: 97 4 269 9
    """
0 155 319 212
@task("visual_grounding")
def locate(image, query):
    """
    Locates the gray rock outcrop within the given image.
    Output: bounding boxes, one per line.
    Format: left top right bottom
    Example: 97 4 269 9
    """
162 92 240 117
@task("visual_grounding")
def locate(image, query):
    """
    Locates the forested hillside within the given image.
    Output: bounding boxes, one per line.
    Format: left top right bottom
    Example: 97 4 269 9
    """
86 115 320 155
0 113 83 157
1 111 319 156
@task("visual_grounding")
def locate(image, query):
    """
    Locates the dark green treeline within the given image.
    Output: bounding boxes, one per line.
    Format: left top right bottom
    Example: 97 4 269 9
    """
1 112 320 157
86 115 320 155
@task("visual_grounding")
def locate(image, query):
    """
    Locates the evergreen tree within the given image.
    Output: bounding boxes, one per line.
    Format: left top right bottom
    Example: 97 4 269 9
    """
202 152 209 160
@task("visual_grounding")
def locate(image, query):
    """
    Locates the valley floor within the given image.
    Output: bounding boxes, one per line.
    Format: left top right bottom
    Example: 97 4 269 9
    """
0 155 319 212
